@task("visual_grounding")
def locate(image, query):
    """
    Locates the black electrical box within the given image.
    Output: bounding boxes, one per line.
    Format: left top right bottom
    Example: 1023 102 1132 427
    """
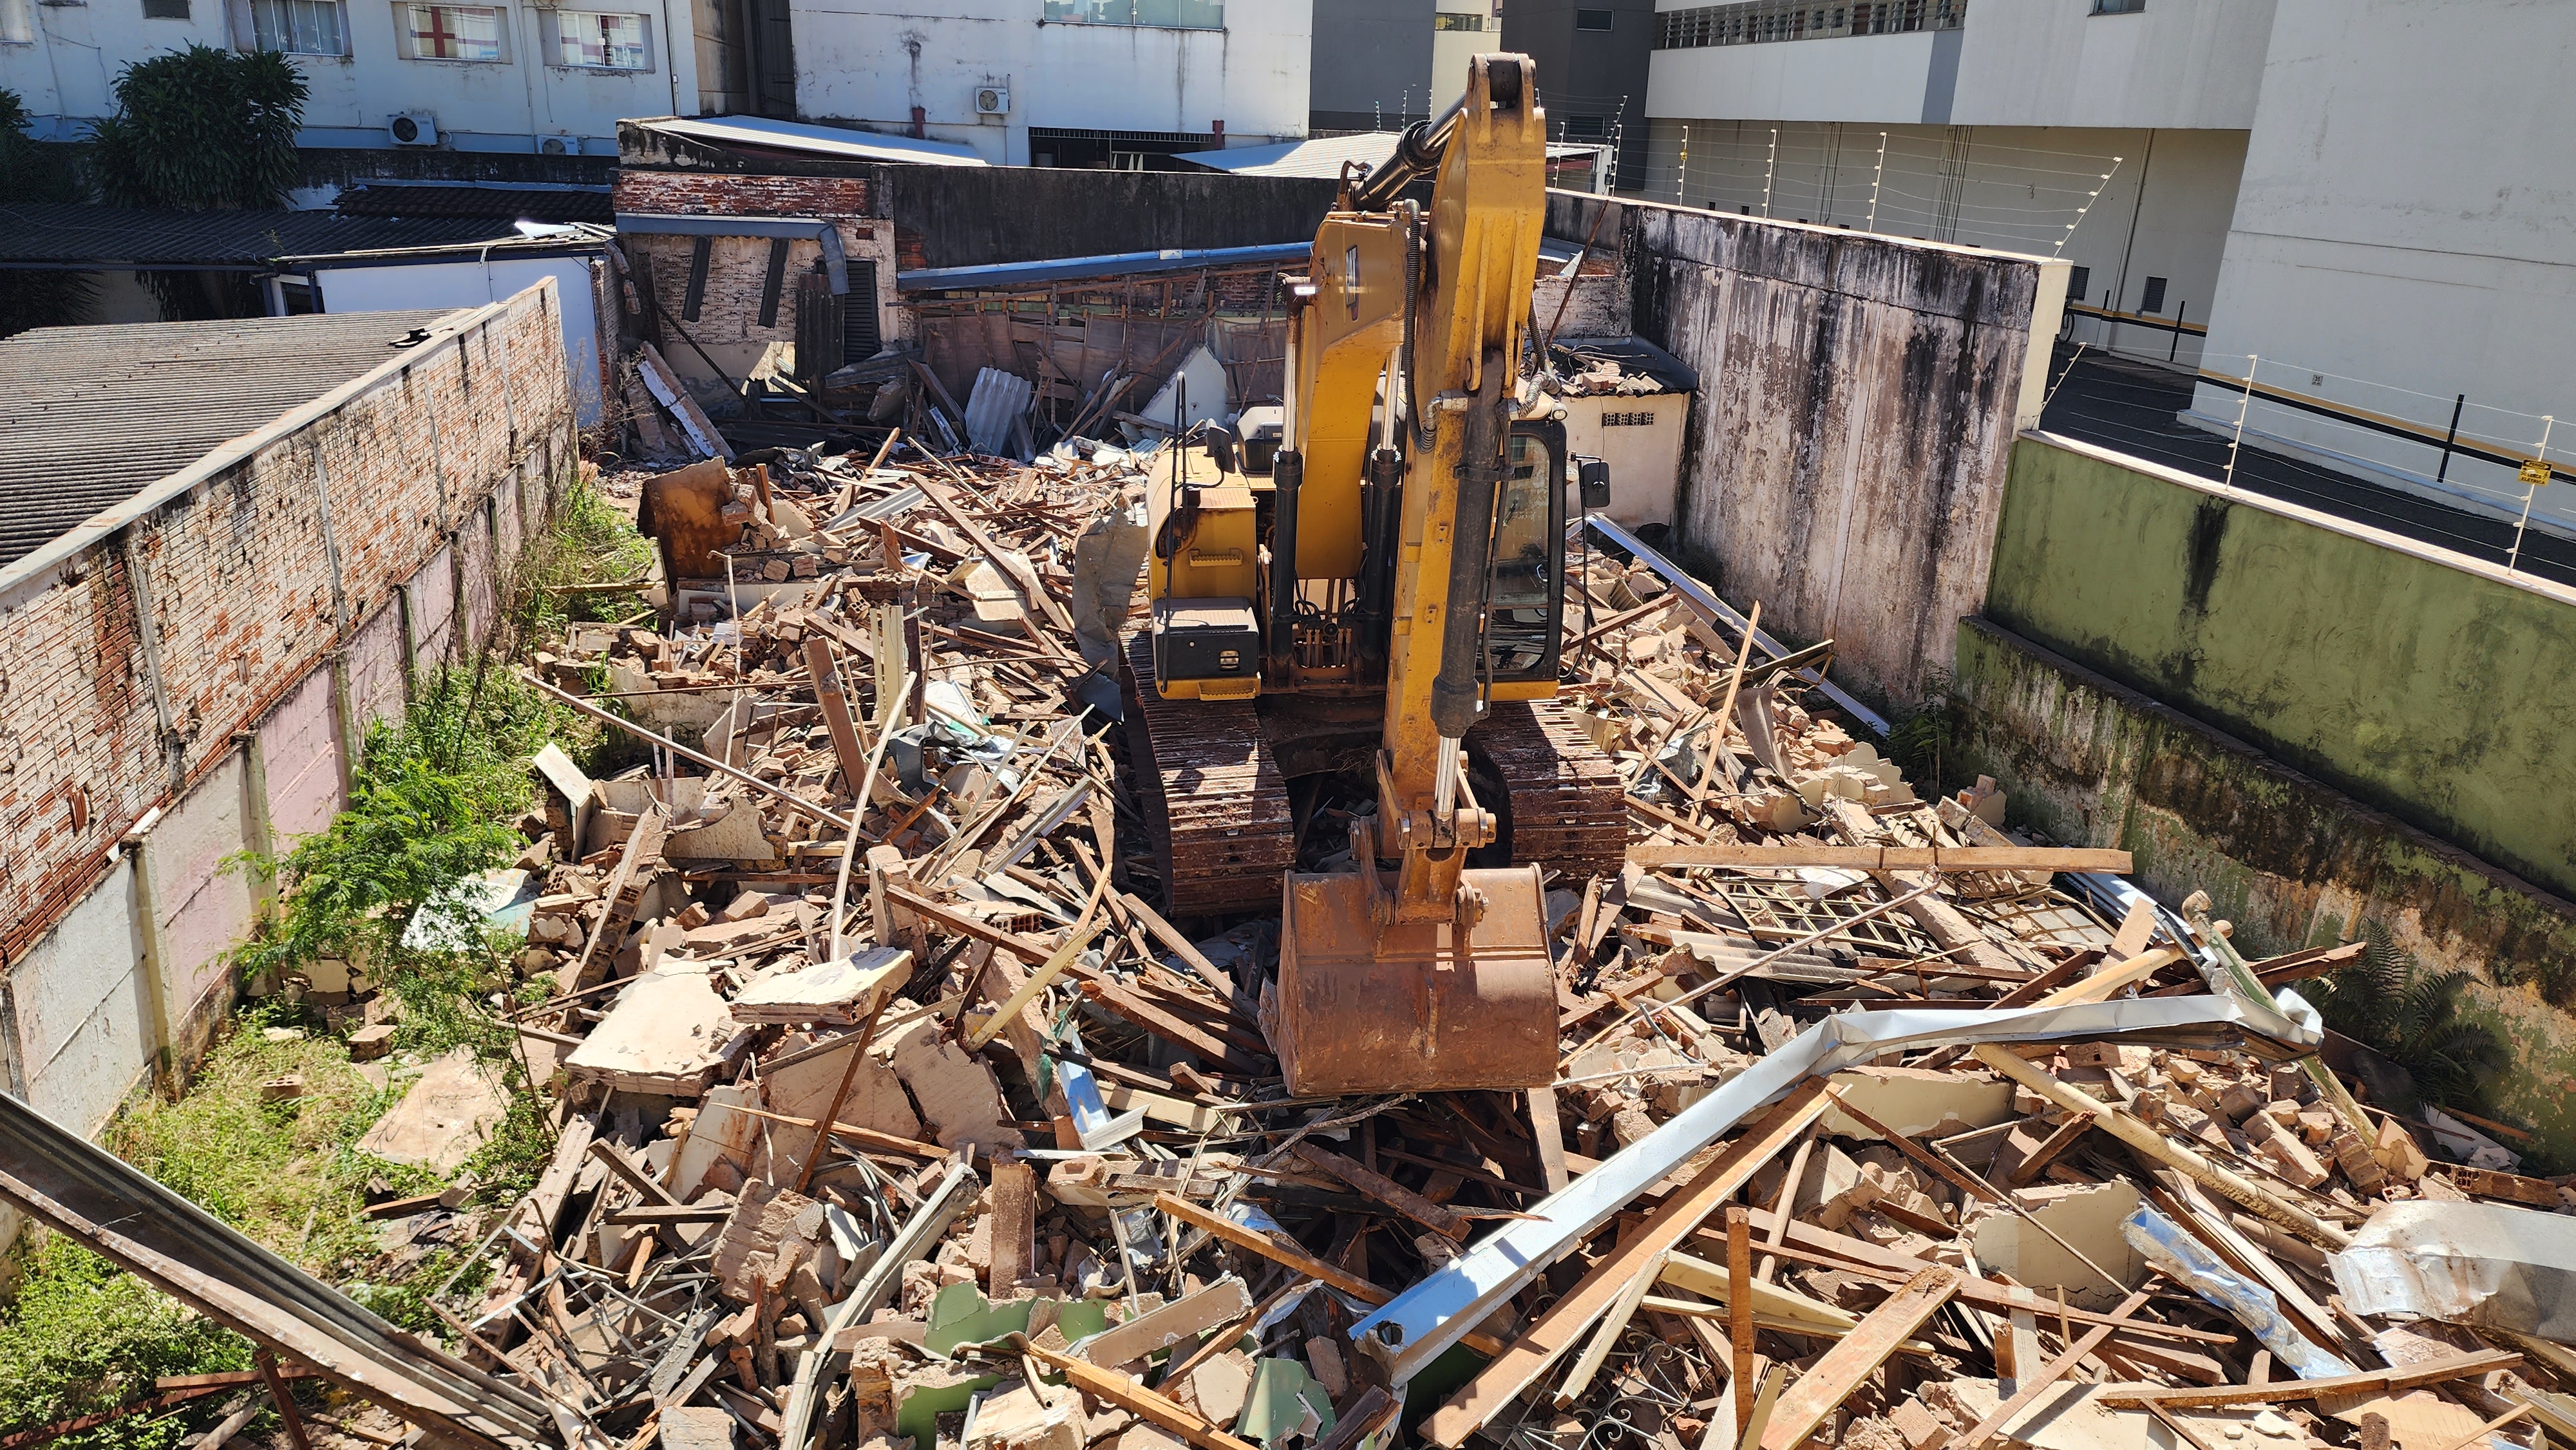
1152 597 1261 682
1233 405 1285 476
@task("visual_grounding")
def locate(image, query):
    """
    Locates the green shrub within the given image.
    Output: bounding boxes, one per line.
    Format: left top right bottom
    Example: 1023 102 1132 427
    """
2306 921 2503 1113
0 1239 252 1450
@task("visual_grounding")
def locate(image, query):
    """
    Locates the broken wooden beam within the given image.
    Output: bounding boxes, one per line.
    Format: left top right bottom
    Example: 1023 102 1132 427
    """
1757 1266 1964 1450
1627 844 2134 873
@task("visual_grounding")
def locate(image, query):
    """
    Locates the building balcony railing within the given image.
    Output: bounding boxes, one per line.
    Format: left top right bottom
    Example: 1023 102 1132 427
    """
1656 0 1963 50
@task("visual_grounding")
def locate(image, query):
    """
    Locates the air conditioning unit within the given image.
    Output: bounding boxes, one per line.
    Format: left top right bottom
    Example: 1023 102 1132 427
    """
388 112 438 147
974 85 1010 115
540 136 571 155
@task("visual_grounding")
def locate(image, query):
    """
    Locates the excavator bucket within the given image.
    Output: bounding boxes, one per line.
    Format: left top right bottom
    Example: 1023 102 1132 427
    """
1271 865 1558 1095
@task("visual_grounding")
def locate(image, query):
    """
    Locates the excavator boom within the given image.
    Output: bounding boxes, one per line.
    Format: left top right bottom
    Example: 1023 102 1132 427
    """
1271 54 1567 1095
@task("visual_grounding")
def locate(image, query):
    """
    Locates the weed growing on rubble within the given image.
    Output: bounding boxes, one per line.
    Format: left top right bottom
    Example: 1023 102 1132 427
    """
511 466 656 639
1885 667 1960 793
2308 921 2503 1113
0 1028 431 1450
104 1030 427 1279
0 1238 252 1450
229 668 575 993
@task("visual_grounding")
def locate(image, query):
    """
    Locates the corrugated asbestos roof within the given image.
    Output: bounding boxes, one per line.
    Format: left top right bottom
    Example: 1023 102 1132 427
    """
1176 133 1607 178
0 308 468 567
334 181 615 225
642 115 989 166
0 203 522 267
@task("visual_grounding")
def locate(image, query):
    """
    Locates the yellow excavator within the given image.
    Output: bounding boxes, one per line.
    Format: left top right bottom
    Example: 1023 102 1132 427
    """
1123 54 1624 1096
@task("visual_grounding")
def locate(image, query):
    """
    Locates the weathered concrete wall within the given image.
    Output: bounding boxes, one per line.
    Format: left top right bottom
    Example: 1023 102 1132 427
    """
1986 433 2576 908
0 282 571 1154
1549 191 2067 706
1953 617 2576 1163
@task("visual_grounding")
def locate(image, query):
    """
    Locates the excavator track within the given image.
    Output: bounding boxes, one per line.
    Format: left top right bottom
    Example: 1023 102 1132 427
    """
1121 634 1297 918
1468 699 1629 883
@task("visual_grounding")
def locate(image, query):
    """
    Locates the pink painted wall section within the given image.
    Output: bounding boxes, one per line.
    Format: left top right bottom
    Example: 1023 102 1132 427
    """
345 601 409 740
258 666 345 847
459 505 498 653
494 473 526 568
147 752 255 1018
410 545 457 672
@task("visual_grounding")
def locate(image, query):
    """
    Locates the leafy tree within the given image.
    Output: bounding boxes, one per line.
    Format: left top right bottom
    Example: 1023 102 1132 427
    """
87 45 307 211
86 45 307 319
2305 921 2503 1111
0 88 95 337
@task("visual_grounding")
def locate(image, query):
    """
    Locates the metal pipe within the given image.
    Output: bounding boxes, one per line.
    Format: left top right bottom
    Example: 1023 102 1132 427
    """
1352 96 1467 213
1267 447 1303 675
1431 365 1508 741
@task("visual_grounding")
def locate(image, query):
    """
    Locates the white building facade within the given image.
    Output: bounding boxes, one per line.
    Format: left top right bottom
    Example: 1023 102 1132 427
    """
1639 0 2576 530
786 0 1312 167
0 0 709 154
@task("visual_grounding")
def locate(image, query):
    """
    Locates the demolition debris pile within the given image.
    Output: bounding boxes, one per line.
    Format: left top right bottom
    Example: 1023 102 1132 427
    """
17 433 2573 1450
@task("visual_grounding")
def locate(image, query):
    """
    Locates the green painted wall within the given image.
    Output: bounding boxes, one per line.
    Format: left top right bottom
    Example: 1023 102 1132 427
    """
1952 618 2576 1165
1984 435 2576 909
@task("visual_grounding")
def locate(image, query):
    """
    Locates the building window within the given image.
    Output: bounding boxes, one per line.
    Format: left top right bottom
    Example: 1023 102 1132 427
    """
1562 114 1606 140
1575 8 1612 30
1028 124 1213 170
546 8 647 67
239 0 349 55
1432 10 1486 30
1658 0 1964 48
0 0 29 42
2066 264 2092 305
2091 0 2143 12
397 1 508 61
143 0 189 17
2139 276 2167 314
1040 0 1223 28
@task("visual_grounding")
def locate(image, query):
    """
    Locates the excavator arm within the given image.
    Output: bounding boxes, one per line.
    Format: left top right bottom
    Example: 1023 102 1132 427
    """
1271 55 1567 1095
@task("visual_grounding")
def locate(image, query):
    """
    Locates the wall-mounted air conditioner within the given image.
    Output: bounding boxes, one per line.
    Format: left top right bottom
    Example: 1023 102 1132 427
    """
388 112 439 147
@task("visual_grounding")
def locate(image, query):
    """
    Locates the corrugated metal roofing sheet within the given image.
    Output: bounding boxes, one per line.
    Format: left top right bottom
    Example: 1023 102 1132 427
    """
0 308 468 567
645 115 989 167
335 182 615 225
0 203 522 267
1175 133 1609 179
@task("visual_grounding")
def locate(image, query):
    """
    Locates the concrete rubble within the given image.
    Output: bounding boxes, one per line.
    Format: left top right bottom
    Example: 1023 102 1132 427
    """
296 431 2575 1450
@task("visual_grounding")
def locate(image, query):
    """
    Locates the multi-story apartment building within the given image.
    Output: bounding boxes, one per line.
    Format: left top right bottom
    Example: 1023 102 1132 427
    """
0 0 1313 175
0 0 726 158
784 1 1311 167
1634 0 2576 529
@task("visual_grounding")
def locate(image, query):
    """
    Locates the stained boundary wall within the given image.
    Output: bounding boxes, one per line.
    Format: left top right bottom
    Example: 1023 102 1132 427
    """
0 282 575 1242
1958 432 2576 1158
1548 190 2070 709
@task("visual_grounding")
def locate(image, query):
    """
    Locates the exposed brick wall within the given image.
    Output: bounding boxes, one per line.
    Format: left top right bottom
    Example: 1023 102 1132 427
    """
0 283 574 966
613 170 875 220
614 169 907 362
